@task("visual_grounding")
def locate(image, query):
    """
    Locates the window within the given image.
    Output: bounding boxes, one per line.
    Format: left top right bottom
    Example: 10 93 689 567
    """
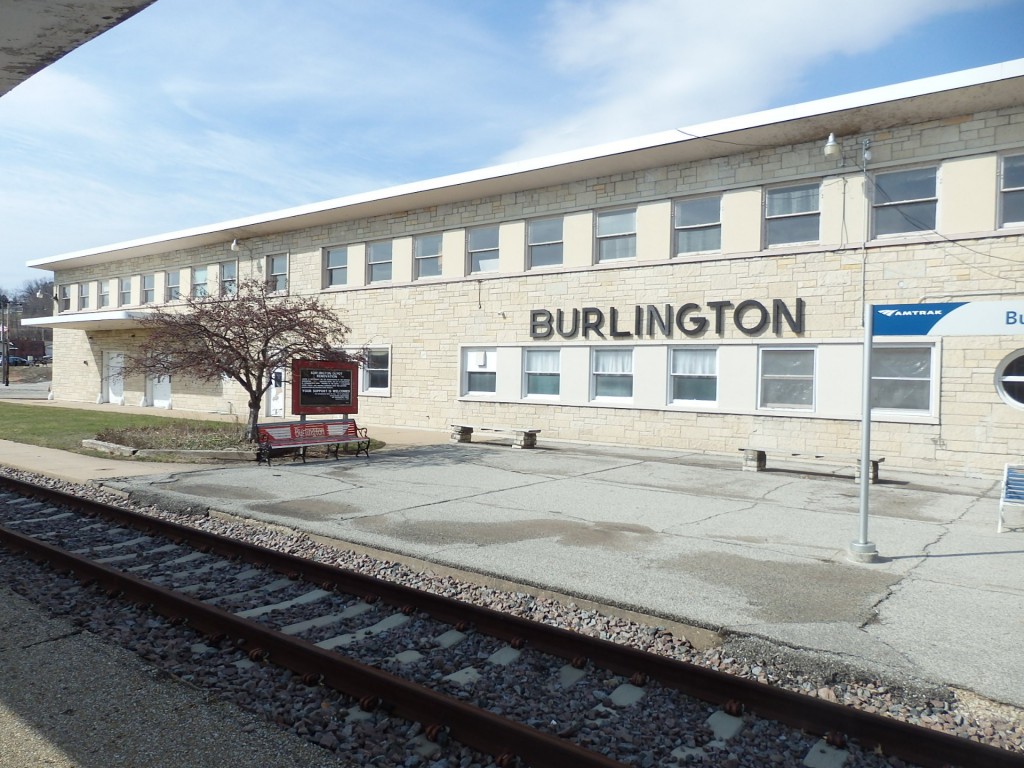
219 261 237 296
462 347 496 395
468 225 499 273
759 348 814 409
267 254 288 293
1001 154 1024 227
670 348 717 402
674 195 721 255
141 273 156 304
596 209 636 262
165 270 180 301
367 241 393 283
873 167 937 235
871 346 932 412
765 183 820 246
78 282 89 310
98 280 110 308
414 233 442 279
528 217 563 268
592 348 633 399
363 348 390 392
524 349 560 396
58 285 71 312
118 277 132 306
998 350 1024 408
191 266 208 298
325 246 348 287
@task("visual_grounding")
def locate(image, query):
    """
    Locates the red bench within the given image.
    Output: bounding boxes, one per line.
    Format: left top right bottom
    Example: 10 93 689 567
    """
256 419 370 466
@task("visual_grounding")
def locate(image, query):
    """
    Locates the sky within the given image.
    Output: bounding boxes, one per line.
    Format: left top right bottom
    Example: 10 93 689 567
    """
1 0 1023 291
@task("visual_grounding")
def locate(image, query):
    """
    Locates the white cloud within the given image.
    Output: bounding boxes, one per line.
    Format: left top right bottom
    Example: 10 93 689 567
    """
501 0 1005 159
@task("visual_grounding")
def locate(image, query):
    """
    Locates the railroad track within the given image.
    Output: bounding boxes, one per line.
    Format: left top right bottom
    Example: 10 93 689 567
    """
1 474 1021 768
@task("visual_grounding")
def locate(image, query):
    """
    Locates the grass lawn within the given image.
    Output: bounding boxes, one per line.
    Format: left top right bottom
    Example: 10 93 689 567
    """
0 401 249 453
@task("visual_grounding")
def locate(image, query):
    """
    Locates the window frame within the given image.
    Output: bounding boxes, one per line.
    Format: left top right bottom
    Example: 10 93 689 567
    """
669 347 718 405
461 346 497 396
164 270 180 302
367 241 393 284
360 346 391 396
591 347 634 401
266 253 288 293
1000 153 1024 228
758 347 816 411
764 183 820 247
191 266 208 298
324 246 348 287
527 217 564 269
141 273 156 304
595 208 637 262
118 277 132 307
523 348 560 398
870 344 935 414
219 261 237 296
98 279 111 309
995 349 1024 410
467 225 499 274
414 233 443 280
58 285 71 312
872 166 938 237
673 194 722 256
78 282 90 311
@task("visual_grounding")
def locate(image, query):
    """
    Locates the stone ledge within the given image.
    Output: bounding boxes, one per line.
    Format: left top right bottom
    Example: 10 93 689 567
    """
81 439 253 463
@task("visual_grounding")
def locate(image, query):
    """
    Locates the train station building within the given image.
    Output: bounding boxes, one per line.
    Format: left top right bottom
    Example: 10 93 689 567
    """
25 60 1024 477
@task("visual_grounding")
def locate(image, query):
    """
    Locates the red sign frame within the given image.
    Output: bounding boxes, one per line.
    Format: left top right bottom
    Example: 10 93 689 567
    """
290 359 359 416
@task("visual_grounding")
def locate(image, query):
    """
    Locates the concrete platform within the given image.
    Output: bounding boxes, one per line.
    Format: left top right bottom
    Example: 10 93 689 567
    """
0 401 1021 712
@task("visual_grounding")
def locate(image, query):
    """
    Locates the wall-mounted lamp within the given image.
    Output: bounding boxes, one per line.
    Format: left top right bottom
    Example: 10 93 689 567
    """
230 239 240 252
823 133 872 169
823 133 840 159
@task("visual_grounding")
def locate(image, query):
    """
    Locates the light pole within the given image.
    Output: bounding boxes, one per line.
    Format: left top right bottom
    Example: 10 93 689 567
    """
1 296 24 387
1 295 9 387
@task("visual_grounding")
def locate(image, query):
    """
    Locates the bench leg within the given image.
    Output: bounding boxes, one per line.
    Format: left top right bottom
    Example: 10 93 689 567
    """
741 449 766 472
451 426 474 443
855 460 880 484
513 431 537 449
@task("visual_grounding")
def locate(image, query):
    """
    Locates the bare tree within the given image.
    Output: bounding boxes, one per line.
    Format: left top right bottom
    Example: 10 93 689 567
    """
126 279 352 440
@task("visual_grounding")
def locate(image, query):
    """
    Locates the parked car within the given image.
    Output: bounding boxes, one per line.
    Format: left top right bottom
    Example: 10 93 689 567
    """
6 356 29 366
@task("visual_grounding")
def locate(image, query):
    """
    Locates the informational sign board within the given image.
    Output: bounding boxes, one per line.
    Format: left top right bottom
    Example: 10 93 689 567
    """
291 359 359 416
873 302 1024 336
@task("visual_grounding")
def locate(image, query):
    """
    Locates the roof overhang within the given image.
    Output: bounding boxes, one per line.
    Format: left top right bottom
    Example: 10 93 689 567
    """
1 0 156 97
23 58 1024 274
22 309 152 330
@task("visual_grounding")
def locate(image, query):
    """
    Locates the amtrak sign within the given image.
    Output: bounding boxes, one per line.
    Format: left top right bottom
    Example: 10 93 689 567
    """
873 301 1024 336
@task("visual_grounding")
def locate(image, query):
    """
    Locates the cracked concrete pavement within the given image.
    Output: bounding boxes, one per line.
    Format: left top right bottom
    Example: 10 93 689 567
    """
100 439 1024 709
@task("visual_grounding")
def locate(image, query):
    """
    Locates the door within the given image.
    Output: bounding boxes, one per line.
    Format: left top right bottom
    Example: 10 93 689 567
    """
103 352 125 405
148 374 172 409
266 367 285 417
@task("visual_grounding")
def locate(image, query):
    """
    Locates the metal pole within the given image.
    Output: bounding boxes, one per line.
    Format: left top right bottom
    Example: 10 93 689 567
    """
850 302 878 562
1 297 9 387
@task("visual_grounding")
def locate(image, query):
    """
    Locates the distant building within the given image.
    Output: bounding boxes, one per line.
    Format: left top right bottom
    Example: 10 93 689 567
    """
25 60 1024 477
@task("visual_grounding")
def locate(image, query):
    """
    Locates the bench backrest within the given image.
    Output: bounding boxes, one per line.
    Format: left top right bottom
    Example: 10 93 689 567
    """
257 419 358 442
1002 464 1024 506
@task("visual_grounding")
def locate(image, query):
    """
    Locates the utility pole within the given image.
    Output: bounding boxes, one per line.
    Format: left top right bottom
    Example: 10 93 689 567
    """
1 295 9 387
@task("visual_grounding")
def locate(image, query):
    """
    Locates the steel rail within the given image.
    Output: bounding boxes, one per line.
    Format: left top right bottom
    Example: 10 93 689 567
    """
0 521 626 768
3 476 1023 768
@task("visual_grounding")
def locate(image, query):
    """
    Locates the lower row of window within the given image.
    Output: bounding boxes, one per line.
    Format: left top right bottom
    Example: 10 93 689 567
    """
462 345 933 412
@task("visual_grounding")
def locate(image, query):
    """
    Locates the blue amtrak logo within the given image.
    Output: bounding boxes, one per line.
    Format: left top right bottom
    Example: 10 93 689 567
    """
873 303 965 335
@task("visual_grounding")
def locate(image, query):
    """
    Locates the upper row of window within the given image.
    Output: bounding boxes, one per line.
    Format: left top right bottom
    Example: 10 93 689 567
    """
59 155 1024 310
328 154 1024 285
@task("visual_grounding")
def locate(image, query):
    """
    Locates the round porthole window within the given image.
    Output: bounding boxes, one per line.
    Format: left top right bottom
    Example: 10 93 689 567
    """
996 350 1024 408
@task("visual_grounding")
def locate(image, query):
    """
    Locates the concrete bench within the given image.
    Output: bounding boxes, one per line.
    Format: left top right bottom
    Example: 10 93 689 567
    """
999 463 1024 533
450 424 540 449
739 447 884 483
257 419 369 466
